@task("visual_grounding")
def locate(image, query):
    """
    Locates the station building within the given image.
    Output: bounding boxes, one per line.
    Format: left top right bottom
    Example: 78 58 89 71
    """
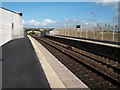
0 7 24 46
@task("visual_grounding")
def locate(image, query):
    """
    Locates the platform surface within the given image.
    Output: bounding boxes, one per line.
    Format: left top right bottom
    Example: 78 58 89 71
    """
28 35 89 89
2 35 89 89
2 37 51 88
49 35 120 48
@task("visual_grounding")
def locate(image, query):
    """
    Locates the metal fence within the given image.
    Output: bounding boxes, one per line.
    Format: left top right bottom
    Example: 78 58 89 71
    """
50 24 119 42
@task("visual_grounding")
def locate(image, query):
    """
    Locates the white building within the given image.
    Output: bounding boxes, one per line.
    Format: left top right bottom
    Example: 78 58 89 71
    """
0 7 24 46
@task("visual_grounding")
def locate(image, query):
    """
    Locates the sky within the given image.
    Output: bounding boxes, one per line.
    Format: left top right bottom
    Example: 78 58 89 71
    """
1 1 118 28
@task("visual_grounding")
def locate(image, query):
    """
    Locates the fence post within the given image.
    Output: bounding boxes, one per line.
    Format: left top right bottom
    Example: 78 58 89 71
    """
113 26 115 41
102 26 104 40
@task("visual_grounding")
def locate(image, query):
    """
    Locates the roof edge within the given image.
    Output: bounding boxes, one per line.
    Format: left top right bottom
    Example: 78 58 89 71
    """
1 7 22 16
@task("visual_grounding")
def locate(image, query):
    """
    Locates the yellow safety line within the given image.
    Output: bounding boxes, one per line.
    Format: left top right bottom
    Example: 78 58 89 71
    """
27 35 66 89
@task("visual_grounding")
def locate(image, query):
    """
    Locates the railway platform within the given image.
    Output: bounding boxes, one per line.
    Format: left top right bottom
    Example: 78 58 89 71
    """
45 35 120 61
2 36 51 88
2 35 89 89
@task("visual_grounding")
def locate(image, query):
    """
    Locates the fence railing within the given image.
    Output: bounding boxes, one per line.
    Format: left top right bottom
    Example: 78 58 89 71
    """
50 25 119 42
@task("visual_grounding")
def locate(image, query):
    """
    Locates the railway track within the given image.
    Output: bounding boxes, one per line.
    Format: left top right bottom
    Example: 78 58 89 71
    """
46 38 120 74
32 35 120 88
45 35 120 62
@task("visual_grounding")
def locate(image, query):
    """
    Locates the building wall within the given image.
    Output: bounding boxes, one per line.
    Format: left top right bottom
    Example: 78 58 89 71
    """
0 8 24 46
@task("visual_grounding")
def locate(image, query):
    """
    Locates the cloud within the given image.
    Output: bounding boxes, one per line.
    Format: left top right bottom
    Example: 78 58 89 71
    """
59 18 81 26
97 0 119 3
42 19 56 26
96 0 119 6
96 0 118 12
27 19 40 26
23 18 82 28
96 0 119 23
23 19 56 27
44 19 54 23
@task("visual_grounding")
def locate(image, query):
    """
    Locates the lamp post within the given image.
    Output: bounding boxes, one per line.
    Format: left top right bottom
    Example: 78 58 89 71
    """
85 23 88 38
102 25 104 40
91 12 95 39
91 12 99 39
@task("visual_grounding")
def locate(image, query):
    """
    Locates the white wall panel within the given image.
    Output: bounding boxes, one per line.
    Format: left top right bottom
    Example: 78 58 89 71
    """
0 8 2 46
2 8 12 46
0 8 24 46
